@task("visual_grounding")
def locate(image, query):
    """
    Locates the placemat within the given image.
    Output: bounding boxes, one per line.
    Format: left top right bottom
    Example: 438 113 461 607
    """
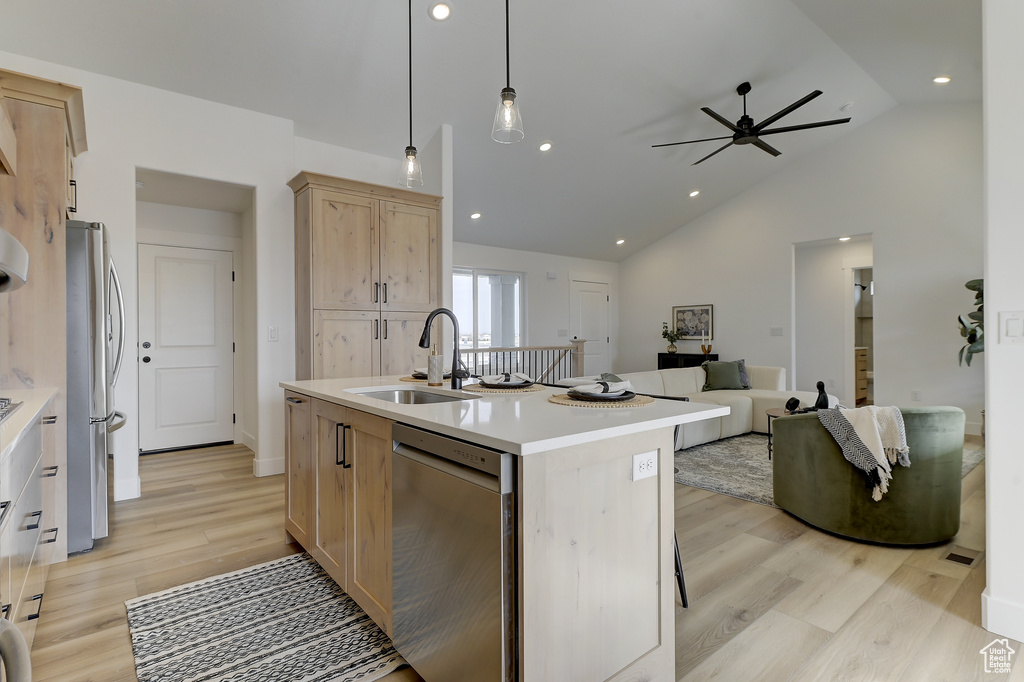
399 376 427 382
464 383 546 394
548 393 655 408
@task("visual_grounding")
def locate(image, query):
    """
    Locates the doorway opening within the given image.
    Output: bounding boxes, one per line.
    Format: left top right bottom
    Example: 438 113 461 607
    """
135 169 256 455
853 267 874 405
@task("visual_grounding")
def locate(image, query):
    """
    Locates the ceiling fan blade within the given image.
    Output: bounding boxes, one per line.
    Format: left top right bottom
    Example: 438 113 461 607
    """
752 138 782 157
701 107 742 133
757 117 851 136
752 90 822 132
691 141 734 166
652 134 734 149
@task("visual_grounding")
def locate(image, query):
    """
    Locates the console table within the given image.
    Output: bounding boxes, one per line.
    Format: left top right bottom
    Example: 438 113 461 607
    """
657 352 718 369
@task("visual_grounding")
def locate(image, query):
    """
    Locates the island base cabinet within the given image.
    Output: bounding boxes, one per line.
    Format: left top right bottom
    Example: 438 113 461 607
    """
517 429 676 682
311 400 350 589
284 392 313 548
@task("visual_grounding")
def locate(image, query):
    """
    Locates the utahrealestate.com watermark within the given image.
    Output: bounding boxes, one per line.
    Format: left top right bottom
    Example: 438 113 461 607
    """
980 639 1016 674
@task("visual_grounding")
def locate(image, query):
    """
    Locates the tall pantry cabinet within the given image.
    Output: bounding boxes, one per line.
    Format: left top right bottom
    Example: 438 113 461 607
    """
289 172 441 380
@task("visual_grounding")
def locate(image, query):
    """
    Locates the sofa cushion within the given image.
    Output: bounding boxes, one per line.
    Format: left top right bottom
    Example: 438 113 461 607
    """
702 361 748 391
687 392 753 437
616 370 666 396
660 367 703 395
675 417 721 450
747 365 786 391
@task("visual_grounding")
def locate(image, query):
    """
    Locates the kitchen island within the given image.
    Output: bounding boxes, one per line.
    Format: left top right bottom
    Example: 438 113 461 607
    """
280 376 728 682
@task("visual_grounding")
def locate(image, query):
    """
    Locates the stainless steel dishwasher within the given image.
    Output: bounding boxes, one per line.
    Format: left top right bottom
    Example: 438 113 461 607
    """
391 423 516 682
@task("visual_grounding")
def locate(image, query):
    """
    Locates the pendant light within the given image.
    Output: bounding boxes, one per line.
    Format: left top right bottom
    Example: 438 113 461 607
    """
491 0 524 144
399 0 423 187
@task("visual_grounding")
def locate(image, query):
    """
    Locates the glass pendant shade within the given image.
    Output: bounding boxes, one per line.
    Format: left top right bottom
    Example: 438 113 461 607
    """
399 146 423 188
491 87 524 144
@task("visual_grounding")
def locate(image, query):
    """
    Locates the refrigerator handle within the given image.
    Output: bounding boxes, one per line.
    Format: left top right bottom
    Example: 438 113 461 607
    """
110 259 126 386
108 410 127 433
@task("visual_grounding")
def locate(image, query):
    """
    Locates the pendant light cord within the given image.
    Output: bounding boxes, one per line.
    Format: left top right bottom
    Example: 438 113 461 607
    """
504 0 510 88
408 0 414 148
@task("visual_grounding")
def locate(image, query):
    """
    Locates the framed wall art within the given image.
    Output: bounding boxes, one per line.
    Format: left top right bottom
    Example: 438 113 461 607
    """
672 304 713 341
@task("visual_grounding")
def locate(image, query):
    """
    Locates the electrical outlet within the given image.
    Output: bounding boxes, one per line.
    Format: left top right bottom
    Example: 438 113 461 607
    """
268 326 279 342
632 451 658 481
770 326 784 337
911 389 922 401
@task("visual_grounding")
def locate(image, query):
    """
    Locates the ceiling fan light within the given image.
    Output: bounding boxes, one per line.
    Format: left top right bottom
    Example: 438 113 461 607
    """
399 146 423 188
492 87 524 144
933 76 951 84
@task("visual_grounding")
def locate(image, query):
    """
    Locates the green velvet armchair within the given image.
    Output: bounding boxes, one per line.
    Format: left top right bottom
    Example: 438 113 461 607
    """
772 406 966 545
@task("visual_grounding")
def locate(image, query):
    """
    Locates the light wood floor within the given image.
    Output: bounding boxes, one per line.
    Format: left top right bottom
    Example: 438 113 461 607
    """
30 439 1016 682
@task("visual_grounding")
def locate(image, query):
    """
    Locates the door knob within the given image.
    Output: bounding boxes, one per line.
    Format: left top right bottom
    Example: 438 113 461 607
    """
142 356 151 363
142 341 151 349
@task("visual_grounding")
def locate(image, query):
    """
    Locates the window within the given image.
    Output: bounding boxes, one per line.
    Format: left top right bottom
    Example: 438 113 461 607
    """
453 268 524 349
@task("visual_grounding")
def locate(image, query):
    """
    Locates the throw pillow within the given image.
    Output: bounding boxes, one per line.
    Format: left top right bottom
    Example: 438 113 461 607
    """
702 360 748 391
735 358 751 388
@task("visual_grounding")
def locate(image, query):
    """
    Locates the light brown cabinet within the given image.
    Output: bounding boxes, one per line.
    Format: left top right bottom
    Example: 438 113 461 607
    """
284 394 394 635
290 172 441 380
855 348 868 404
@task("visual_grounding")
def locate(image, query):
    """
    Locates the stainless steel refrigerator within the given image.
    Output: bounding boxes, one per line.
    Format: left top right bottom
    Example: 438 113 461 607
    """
66 220 126 553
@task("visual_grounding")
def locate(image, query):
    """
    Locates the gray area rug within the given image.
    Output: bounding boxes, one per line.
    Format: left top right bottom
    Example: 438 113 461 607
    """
673 433 985 507
125 552 407 682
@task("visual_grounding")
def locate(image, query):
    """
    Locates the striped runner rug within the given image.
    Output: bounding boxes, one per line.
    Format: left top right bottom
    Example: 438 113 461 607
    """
125 552 407 682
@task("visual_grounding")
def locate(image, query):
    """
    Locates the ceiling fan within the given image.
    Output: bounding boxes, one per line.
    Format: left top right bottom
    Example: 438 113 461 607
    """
653 82 851 165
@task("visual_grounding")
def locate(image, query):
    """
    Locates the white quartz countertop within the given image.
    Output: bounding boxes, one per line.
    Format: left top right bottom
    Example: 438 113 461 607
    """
280 376 729 455
1 388 56 461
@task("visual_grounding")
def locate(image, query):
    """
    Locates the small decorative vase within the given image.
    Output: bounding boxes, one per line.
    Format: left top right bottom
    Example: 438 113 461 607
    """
666 342 677 354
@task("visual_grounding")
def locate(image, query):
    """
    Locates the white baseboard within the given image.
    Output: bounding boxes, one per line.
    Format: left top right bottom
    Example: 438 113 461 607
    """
965 421 982 437
241 429 257 451
982 589 1024 642
113 474 142 501
253 455 284 477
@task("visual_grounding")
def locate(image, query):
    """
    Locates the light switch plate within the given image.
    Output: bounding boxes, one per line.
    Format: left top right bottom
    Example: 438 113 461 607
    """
999 311 1024 345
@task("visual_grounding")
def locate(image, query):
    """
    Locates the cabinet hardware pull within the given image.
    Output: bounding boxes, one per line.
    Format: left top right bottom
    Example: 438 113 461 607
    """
383 319 388 339
1 603 8 619
375 282 380 303
27 594 43 621
0 501 9 527
337 423 352 469
383 282 388 303
375 319 379 340
26 511 42 531
42 527 58 544
286 397 304 405
42 415 58 424
42 465 58 477
68 179 77 213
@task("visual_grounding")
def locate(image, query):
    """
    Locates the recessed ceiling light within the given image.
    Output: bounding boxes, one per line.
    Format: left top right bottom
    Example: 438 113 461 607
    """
428 2 451 21
839 236 851 242
470 212 481 220
934 76 951 84
616 239 625 245
539 142 552 152
689 190 700 198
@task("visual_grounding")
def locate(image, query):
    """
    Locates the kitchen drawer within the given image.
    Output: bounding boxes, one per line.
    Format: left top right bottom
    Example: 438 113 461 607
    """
6 454 44 613
857 379 869 391
10 541 46 650
0 418 42 514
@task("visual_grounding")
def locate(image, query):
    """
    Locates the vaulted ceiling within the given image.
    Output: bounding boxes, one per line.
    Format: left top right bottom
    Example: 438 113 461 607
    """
0 0 980 261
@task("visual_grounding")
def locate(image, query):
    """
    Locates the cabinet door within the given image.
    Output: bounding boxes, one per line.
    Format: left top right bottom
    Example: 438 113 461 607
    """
311 190 379 311
380 312 429 377
311 400 350 589
284 391 313 548
380 201 438 313
314 310 380 379
347 409 394 635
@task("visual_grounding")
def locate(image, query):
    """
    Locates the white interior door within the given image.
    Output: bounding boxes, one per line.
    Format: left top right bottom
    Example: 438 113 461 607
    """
138 244 234 452
569 279 610 375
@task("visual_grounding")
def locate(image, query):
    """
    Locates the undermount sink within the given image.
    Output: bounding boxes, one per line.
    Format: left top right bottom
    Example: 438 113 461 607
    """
352 387 478 405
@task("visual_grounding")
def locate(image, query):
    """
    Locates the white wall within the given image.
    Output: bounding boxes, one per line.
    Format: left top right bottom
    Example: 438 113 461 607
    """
0 50 422 498
619 101 984 433
793 237 872 405
981 0 1024 643
453 242 619 363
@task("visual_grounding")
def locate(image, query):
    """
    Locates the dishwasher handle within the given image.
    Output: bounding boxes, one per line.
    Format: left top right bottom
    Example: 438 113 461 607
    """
393 442 502 494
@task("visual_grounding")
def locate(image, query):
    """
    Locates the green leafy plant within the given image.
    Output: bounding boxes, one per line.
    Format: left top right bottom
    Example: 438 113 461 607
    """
958 278 984 366
662 322 683 344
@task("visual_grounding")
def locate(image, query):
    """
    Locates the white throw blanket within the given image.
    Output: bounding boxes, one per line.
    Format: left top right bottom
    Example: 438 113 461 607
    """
819 406 910 501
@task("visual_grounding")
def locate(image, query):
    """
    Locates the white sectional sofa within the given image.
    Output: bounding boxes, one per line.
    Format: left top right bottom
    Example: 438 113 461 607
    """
614 365 837 450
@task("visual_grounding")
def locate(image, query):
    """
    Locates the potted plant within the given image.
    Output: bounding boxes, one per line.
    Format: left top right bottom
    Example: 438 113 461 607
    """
957 278 984 366
662 322 683 354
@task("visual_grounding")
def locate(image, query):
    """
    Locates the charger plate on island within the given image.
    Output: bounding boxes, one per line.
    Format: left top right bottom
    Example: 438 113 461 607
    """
399 376 427 382
464 383 545 393
548 393 655 408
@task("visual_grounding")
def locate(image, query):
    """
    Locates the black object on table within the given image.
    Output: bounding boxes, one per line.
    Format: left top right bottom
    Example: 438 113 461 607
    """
657 352 718 369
